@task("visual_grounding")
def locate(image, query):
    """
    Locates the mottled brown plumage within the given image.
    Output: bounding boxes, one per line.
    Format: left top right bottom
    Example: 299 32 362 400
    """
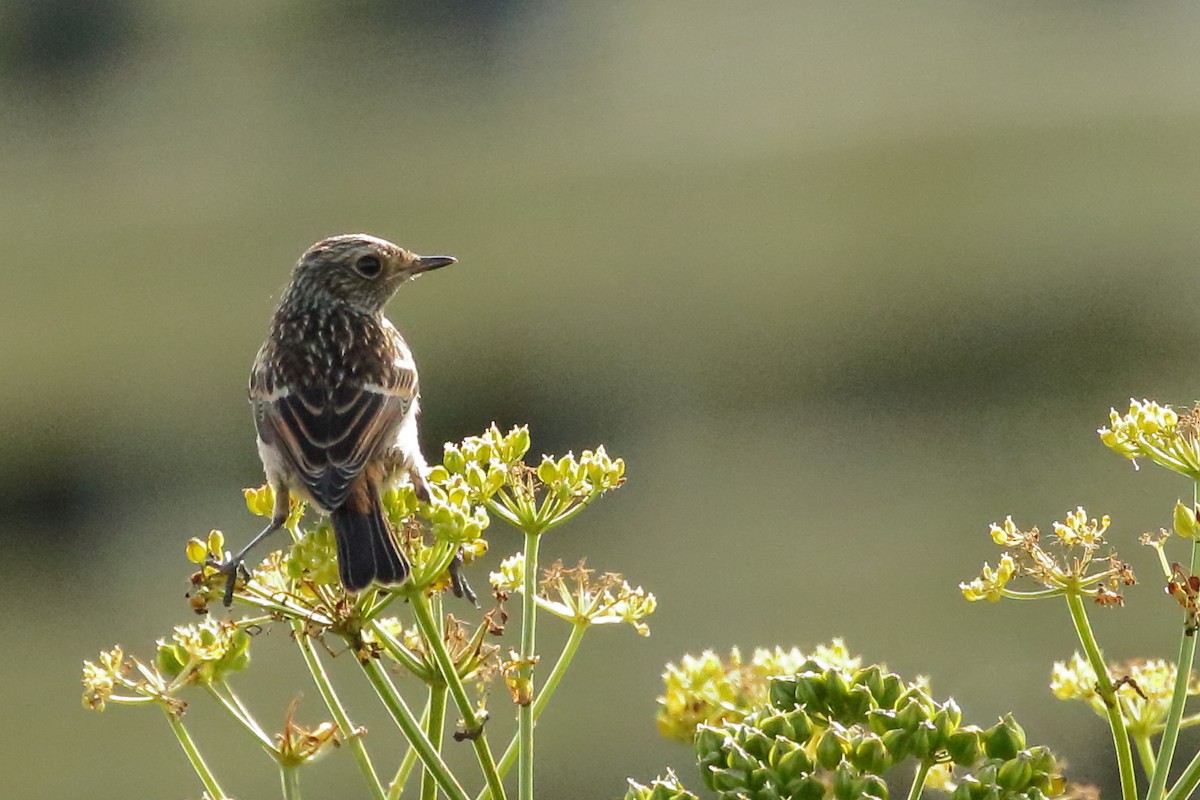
215 234 454 601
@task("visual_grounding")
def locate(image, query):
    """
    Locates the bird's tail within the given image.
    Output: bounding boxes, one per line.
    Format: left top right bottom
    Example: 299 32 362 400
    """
331 479 410 592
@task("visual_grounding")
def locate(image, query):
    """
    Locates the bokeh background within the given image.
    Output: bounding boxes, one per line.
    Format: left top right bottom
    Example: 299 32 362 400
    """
4 1 1200 797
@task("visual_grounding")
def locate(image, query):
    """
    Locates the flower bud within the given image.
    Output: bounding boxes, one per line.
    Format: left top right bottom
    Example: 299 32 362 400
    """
772 744 814 779
1175 500 1200 540
946 727 983 765
816 727 846 770
831 762 859 800
768 676 800 710
982 714 1026 760
850 732 891 773
788 777 827 800
997 753 1034 792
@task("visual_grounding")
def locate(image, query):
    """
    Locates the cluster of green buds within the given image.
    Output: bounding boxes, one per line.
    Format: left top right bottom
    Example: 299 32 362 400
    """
960 508 1135 606
490 556 656 635
642 645 1064 800
1051 653 1200 739
656 641 858 741
1099 399 1200 479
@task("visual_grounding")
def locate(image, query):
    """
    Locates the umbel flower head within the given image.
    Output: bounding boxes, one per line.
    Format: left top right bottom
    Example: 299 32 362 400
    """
1099 399 1200 479
1051 653 1200 738
490 555 656 635
960 508 1135 605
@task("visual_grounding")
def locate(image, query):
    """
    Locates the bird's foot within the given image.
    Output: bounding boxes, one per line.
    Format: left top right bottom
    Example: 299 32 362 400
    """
205 554 251 608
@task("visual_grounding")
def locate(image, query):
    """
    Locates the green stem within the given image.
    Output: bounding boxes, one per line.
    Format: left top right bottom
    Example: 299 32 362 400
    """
906 760 930 800
479 621 589 800
407 595 507 800
518 530 540 800
1066 593 1137 800
369 621 431 678
280 764 301 800
164 708 227 800
387 699 432 800
207 683 276 755
421 684 448 800
358 657 470 800
1150 513 1200 800
1167 748 1200 800
292 621 387 800
999 588 1065 600
1135 734 1157 782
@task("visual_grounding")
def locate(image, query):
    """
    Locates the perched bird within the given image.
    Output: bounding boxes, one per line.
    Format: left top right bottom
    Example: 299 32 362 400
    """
214 234 454 603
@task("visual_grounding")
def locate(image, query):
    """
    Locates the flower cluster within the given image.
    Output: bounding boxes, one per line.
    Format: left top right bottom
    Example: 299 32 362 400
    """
82 645 181 715
1099 399 1200 479
656 640 860 742
491 556 656 636
156 618 251 686
1051 653 1200 738
960 508 1134 606
655 652 1063 800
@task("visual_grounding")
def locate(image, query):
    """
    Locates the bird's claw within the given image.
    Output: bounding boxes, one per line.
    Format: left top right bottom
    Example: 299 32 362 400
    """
205 554 250 607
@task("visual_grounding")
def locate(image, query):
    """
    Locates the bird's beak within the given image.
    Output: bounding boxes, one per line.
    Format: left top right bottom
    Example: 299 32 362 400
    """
411 255 457 274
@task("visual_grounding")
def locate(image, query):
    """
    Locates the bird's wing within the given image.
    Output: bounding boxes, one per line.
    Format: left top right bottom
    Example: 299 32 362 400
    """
251 343 416 511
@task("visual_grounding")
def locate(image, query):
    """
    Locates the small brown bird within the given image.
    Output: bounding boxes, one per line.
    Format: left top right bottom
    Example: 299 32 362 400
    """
214 234 454 603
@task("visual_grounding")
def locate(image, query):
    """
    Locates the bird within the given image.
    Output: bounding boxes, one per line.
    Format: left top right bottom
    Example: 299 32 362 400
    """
213 233 454 604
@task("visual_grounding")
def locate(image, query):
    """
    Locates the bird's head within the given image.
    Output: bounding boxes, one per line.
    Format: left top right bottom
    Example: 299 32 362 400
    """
287 233 455 314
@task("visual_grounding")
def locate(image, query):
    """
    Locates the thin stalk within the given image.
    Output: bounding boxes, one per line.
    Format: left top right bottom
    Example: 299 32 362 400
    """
369 621 431 677
164 708 227 800
1150 499 1200 800
906 761 931 800
480 621 589 800
280 764 301 800
998 588 1065 600
421 684 448 800
1066 592 1137 800
1167 748 1200 800
1135 734 1157 782
292 621 387 800
206 684 276 755
408 594 507 800
387 699 433 800
518 530 540 800
358 657 470 800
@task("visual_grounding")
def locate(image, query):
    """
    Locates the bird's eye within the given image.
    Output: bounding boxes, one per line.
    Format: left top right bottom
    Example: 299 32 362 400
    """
354 254 383 278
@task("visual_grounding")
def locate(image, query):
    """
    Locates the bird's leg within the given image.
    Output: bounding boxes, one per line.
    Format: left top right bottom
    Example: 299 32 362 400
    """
208 486 290 606
409 465 477 605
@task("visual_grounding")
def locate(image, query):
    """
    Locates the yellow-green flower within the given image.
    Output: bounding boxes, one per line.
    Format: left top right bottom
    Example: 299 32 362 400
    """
1099 399 1200 478
960 554 1016 602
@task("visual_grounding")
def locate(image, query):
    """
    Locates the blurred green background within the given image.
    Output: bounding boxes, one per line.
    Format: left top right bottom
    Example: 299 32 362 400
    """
4 1 1200 796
